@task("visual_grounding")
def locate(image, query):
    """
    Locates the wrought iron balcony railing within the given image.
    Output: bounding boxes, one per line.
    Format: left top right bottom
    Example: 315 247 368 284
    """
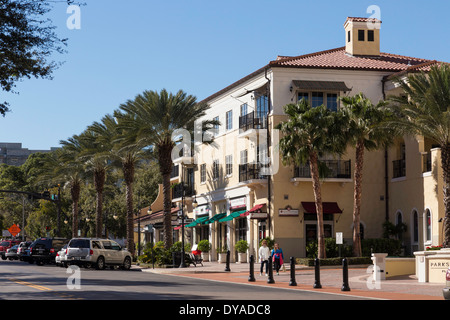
293 160 351 179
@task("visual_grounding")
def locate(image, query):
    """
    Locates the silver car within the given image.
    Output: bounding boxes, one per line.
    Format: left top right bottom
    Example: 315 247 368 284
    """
56 244 68 267
65 238 132 270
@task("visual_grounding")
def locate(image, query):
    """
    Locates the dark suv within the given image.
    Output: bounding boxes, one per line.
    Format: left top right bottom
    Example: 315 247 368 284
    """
29 238 69 265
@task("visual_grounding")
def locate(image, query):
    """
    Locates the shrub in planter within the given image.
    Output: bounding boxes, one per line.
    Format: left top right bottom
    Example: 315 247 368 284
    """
197 240 211 252
235 240 249 253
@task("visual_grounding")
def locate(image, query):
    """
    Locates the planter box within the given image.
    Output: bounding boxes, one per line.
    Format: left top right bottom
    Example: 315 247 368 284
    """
217 253 227 264
201 252 209 262
237 252 247 264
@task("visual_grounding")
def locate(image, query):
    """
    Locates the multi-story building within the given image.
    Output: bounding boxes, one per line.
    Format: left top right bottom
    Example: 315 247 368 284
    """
138 17 447 261
0 142 55 166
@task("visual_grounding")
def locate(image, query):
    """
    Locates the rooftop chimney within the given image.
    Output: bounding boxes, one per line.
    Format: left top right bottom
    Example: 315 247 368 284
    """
344 17 382 56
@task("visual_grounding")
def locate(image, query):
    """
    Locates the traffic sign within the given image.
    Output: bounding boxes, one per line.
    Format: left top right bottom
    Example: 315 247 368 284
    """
8 224 21 237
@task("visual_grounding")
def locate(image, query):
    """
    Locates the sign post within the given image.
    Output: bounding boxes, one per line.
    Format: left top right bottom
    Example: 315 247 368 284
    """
336 232 343 257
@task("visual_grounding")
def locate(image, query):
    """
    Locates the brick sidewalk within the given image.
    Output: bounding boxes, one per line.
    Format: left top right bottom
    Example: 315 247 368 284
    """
136 261 445 300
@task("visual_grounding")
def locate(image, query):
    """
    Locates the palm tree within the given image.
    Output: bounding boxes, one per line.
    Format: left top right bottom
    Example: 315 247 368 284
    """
44 146 84 238
388 63 450 248
340 93 393 257
62 130 110 238
88 113 147 256
276 99 347 259
116 89 217 249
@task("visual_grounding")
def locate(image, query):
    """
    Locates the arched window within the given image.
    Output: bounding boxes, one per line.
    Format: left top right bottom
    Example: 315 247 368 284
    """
425 209 432 242
412 210 419 243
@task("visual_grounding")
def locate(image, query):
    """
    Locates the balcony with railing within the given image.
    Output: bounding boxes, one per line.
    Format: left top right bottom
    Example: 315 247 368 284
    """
392 159 406 179
238 111 267 138
172 182 194 200
239 163 268 184
292 160 352 181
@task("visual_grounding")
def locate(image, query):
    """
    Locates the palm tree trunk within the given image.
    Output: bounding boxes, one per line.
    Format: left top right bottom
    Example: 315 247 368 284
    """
352 140 365 257
309 151 326 259
94 168 105 238
442 143 450 248
123 158 135 256
71 181 81 238
158 142 174 250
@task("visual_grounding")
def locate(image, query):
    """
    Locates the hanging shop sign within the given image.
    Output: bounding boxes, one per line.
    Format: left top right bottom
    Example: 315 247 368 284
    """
229 197 246 210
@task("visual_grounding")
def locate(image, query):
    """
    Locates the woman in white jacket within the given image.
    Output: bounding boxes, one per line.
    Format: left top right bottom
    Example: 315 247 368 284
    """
258 240 270 276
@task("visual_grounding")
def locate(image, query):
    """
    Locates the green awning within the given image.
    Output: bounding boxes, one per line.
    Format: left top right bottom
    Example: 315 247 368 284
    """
218 210 247 223
203 213 227 225
186 216 209 228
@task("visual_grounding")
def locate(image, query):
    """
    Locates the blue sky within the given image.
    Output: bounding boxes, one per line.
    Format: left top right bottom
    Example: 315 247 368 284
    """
1 0 449 150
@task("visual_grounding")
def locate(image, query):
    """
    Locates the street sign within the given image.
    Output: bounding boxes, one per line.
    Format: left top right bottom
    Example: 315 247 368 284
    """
336 232 343 245
8 224 21 237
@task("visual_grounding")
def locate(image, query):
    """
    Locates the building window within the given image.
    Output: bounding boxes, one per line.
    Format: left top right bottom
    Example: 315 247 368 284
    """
213 160 220 180
240 149 248 165
236 218 247 241
311 92 324 108
425 209 432 242
256 95 269 119
348 30 351 43
298 92 309 102
368 30 374 42
240 103 248 117
200 164 206 183
225 155 233 176
326 93 338 112
298 92 340 111
213 116 219 135
413 210 419 243
226 110 233 131
358 29 365 41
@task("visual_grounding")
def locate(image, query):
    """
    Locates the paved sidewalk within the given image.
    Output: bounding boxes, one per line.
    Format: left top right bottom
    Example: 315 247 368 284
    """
134 261 445 300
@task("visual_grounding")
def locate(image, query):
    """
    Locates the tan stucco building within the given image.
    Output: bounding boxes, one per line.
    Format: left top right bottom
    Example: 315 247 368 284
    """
136 17 447 261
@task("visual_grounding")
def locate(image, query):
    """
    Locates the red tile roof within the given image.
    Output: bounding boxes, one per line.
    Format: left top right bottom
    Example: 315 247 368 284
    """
269 47 434 72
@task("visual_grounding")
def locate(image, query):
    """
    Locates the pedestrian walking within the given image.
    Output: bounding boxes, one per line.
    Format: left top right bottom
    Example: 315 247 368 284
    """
258 240 270 276
271 243 284 275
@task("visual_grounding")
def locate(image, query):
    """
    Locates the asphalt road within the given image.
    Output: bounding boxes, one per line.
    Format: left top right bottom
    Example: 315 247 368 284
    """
0 260 372 301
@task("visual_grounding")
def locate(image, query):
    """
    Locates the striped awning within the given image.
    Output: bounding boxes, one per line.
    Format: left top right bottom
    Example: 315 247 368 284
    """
218 210 247 222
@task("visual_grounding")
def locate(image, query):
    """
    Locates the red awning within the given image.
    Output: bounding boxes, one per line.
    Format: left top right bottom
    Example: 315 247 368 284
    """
301 202 343 214
240 204 265 217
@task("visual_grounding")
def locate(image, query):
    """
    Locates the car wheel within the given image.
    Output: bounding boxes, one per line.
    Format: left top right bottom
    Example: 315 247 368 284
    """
96 256 105 270
122 256 131 270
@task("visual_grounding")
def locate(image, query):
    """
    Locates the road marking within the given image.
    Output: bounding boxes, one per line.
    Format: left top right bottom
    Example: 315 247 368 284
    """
8 278 53 291
7 278 84 300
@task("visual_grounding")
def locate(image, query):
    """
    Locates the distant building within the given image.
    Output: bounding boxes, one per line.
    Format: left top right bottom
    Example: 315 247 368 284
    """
0 143 56 166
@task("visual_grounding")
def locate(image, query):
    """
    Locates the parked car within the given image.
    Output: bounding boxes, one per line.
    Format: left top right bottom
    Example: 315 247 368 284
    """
0 240 21 260
55 244 68 267
29 238 69 266
65 238 132 270
5 245 19 260
17 241 32 261
444 267 450 300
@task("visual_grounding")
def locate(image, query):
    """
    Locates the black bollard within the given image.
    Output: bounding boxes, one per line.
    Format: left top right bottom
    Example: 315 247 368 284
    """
224 250 231 272
248 255 256 282
289 257 297 286
267 257 275 284
313 258 322 289
341 258 351 291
